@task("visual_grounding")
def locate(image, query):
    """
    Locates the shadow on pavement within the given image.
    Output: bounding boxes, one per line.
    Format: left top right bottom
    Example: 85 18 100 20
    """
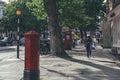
41 66 87 80
40 48 120 80
60 55 120 80
91 58 115 64
66 48 113 60
40 45 120 80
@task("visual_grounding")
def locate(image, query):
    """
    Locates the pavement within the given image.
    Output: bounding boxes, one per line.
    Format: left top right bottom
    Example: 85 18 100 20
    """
0 46 17 51
0 44 120 80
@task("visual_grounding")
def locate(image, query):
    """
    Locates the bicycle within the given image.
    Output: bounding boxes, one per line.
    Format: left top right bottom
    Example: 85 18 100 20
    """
40 42 50 55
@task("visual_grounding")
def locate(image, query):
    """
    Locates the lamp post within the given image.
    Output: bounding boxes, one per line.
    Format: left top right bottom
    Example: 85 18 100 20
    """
16 10 21 58
100 10 107 17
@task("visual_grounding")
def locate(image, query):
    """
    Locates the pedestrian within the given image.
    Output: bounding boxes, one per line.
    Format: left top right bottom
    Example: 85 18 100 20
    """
95 33 100 43
85 36 92 58
92 36 97 46
73 34 78 45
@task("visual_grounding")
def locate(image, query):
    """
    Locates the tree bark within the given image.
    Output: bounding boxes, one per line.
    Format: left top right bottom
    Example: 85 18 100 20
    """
43 0 69 57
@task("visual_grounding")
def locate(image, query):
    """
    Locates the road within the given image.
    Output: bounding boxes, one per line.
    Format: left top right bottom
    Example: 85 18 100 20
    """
0 46 24 80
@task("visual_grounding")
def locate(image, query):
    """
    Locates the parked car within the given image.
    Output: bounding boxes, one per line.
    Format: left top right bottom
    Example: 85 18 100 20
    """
19 37 25 46
0 37 13 46
0 40 6 46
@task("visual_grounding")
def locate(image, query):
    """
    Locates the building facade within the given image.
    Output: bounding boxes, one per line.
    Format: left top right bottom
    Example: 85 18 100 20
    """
106 0 120 52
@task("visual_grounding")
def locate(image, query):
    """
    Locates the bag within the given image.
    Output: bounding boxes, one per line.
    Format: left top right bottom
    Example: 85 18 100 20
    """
90 43 95 50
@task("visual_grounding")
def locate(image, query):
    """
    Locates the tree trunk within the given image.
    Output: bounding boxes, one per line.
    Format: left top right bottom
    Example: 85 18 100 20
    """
43 0 69 57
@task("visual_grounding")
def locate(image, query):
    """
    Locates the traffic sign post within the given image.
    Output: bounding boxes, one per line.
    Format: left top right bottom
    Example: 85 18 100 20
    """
16 10 21 58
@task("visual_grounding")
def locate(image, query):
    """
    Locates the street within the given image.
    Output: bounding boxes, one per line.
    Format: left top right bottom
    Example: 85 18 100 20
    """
0 46 24 80
0 45 120 80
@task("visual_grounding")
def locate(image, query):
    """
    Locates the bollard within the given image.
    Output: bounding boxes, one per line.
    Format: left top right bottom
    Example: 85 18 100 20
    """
24 30 40 80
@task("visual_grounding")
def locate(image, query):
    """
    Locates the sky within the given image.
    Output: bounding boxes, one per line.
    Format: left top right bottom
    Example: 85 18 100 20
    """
104 0 107 3
0 0 9 3
1 0 107 3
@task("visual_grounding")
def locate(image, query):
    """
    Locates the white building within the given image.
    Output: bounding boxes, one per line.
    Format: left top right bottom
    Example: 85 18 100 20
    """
0 1 5 20
0 0 17 20
0 0 15 3
0 0 8 3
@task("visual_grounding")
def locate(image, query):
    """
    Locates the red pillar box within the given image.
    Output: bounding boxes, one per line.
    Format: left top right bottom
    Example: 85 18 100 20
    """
24 30 40 80
64 30 72 50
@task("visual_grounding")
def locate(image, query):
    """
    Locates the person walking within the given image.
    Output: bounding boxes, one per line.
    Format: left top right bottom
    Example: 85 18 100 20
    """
85 36 92 58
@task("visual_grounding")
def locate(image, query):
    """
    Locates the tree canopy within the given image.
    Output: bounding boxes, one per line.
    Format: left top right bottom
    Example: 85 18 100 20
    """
1 0 47 33
1 0 104 32
0 0 104 57
58 0 93 31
